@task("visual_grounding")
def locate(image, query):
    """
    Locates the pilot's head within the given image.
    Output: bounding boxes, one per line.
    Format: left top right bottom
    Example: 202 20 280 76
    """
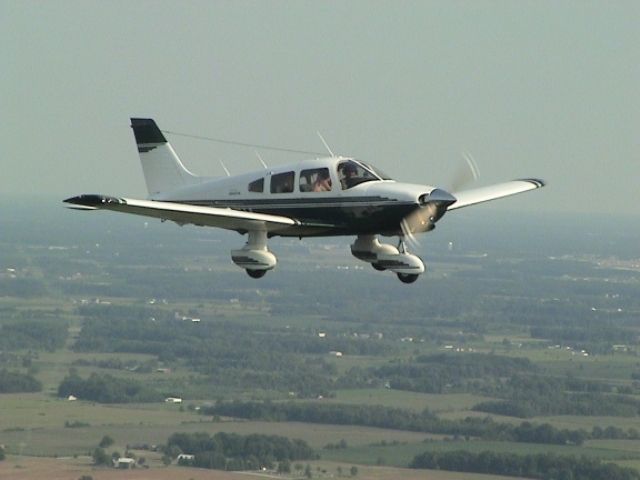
343 163 357 176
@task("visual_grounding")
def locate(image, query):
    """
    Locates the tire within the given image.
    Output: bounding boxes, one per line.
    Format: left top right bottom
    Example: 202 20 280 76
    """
246 269 267 279
372 263 386 271
397 273 419 284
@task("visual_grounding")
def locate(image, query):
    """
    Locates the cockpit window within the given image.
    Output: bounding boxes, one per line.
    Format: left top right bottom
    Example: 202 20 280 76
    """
270 171 295 193
337 160 380 190
248 177 264 193
300 168 332 192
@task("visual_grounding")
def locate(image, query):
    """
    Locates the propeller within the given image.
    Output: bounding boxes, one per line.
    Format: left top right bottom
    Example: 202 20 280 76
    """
400 151 481 248
450 150 480 193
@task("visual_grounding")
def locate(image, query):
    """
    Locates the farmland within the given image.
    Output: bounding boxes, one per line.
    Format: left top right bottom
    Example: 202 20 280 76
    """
1 198 640 478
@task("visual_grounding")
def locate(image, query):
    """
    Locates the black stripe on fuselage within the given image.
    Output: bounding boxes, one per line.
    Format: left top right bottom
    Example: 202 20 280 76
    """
173 197 419 236
181 196 397 207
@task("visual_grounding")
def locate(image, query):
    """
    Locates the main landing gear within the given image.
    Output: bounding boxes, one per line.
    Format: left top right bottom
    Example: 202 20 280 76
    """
229 231 423 283
351 235 425 284
231 230 276 279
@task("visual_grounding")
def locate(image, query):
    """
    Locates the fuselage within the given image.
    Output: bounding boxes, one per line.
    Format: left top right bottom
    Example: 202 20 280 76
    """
154 156 439 237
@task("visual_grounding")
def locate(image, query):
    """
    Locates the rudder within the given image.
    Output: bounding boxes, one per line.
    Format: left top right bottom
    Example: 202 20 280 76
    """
131 118 198 196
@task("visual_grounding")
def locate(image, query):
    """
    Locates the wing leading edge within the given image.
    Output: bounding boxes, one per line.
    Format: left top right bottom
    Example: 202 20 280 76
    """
448 179 545 211
63 194 299 233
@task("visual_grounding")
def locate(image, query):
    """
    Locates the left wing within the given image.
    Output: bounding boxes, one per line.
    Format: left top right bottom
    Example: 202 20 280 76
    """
447 179 545 211
63 194 299 233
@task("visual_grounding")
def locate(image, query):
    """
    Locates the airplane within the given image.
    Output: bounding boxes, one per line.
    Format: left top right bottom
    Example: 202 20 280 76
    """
64 118 545 284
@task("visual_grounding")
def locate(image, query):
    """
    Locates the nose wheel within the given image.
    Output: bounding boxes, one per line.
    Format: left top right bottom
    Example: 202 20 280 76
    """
395 237 422 284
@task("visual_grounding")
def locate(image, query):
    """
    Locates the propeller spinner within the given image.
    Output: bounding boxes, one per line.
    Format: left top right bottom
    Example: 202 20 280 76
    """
400 152 480 247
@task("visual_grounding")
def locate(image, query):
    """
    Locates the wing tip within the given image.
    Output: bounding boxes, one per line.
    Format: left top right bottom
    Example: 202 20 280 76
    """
64 194 125 208
517 178 546 188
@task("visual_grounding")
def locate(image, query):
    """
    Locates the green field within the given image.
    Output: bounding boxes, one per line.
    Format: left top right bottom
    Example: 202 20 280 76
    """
324 389 494 413
321 438 640 468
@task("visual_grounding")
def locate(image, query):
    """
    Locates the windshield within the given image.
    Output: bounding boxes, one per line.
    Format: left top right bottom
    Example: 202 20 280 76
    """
337 160 389 190
358 161 393 180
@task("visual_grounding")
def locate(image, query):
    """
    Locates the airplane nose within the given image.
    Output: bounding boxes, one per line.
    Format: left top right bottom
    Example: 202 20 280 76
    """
420 188 457 207
419 188 457 224
430 188 457 205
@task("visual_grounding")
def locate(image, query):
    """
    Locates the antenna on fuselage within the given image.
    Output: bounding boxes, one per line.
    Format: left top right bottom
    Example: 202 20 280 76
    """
219 160 231 177
317 131 336 158
255 150 268 169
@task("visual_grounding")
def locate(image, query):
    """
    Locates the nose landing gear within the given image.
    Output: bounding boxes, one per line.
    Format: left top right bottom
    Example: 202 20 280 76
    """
351 235 425 283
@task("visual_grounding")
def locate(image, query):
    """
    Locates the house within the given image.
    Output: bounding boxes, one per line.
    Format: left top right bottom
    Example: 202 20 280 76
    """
329 351 343 357
177 454 195 462
67 395 77 401
165 397 183 404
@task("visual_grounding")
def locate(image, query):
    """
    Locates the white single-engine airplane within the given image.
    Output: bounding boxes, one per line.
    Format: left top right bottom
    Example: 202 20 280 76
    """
65 118 545 284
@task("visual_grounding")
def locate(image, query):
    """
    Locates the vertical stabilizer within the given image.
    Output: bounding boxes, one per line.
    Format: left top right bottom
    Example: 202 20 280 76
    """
131 118 198 196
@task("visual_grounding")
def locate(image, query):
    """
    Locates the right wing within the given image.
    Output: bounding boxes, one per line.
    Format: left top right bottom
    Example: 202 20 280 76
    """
63 194 299 233
448 179 545 211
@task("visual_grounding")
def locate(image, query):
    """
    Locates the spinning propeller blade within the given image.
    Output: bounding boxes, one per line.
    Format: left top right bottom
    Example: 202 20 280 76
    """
400 152 479 247
450 150 480 193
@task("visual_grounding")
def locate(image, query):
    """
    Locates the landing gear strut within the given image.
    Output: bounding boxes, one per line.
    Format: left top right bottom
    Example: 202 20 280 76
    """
231 230 276 278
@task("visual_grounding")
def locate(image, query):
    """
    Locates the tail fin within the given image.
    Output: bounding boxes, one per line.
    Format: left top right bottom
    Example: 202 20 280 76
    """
131 118 198 196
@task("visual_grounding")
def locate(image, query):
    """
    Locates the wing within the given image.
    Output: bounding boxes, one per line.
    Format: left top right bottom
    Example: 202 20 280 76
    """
448 179 545 211
63 194 299 233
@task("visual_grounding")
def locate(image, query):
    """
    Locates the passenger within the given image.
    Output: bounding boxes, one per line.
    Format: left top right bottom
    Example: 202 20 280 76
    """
313 170 332 192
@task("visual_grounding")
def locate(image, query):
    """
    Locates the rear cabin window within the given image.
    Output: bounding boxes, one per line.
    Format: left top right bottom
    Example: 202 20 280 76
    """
270 171 295 193
248 178 264 193
299 168 332 192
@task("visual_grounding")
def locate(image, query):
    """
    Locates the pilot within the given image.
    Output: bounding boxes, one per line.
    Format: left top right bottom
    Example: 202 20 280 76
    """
313 170 332 192
339 163 358 189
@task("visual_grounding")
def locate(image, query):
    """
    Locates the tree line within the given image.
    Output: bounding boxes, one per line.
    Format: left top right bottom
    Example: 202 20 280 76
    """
366 353 536 394
0 369 41 393
473 374 640 417
0 319 67 352
206 401 593 446
410 450 640 480
343 354 639 418
57 371 162 403
165 432 316 471
72 309 394 398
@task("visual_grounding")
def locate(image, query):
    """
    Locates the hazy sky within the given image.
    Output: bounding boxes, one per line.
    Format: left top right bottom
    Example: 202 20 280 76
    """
2 1 638 215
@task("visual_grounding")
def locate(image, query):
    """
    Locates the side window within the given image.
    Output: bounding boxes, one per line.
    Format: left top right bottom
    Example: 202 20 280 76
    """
270 171 295 193
300 168 332 192
248 178 264 193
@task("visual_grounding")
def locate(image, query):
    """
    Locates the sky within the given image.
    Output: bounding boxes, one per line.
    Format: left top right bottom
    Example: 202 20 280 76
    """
2 0 638 216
